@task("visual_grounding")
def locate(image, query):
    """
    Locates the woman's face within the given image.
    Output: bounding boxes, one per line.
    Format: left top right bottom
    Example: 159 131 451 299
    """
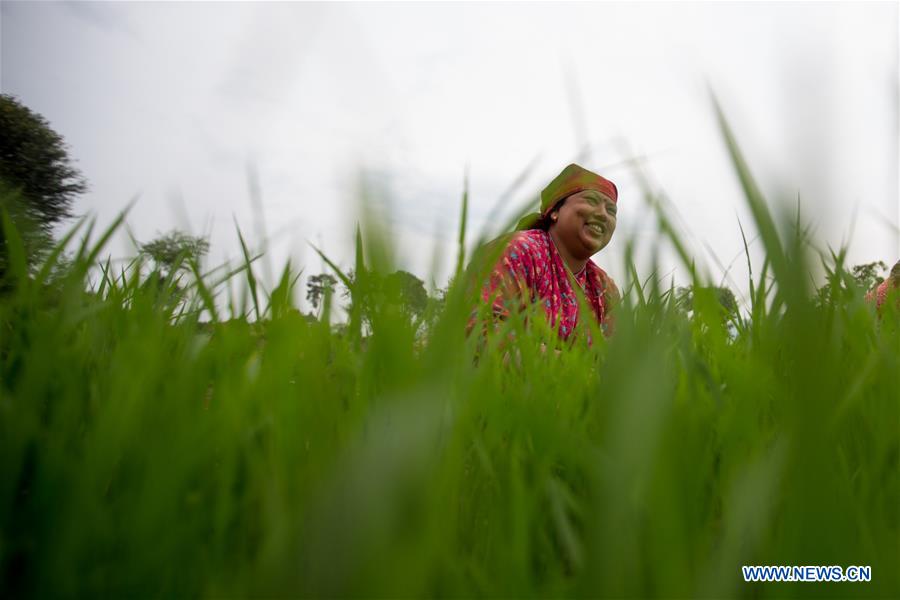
550 190 617 257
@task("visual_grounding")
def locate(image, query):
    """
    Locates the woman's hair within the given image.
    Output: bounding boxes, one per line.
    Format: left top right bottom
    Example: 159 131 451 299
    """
532 198 567 231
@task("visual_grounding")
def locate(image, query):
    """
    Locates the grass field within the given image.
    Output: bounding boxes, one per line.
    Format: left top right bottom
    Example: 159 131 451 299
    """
1 109 898 598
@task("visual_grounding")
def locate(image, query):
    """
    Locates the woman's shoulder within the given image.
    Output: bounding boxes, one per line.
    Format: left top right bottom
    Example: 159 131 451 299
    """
467 229 548 277
507 229 549 254
480 229 548 260
586 261 620 298
585 259 613 280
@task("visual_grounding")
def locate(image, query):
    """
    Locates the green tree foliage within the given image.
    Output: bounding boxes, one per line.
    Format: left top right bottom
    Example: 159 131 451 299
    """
137 231 210 306
342 268 428 324
0 94 86 232
139 230 210 278
816 260 888 307
305 273 337 311
850 260 888 291
382 269 428 319
0 183 52 278
674 284 738 321
0 96 86 274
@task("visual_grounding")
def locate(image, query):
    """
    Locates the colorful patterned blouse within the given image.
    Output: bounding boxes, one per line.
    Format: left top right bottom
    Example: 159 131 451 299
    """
866 279 899 314
475 229 619 341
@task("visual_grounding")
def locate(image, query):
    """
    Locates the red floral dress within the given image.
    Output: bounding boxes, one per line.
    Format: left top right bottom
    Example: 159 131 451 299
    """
475 229 619 341
866 279 898 314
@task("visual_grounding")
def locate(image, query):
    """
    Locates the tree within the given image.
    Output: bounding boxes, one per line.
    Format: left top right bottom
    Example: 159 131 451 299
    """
139 230 209 280
382 270 428 319
849 261 887 292
675 285 738 321
0 181 53 279
0 94 86 232
340 268 428 325
306 273 337 312
816 260 887 307
135 231 209 310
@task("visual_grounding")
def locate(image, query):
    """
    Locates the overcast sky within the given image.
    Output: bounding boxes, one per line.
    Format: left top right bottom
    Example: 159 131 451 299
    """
2 1 897 309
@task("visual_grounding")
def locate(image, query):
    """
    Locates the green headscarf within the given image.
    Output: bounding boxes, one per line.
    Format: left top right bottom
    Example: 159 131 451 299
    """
516 163 618 230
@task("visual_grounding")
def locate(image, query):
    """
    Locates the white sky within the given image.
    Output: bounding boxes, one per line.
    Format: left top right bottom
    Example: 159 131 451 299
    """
2 1 898 310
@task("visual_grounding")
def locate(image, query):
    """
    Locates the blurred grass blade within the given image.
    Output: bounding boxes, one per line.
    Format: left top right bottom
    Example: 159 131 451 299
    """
234 218 260 322
454 167 469 280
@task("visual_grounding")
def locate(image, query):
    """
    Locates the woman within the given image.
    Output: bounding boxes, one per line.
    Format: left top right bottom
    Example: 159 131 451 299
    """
866 260 900 315
472 163 620 342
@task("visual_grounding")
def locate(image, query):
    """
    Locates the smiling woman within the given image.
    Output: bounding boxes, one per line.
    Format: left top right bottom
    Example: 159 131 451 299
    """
472 163 621 342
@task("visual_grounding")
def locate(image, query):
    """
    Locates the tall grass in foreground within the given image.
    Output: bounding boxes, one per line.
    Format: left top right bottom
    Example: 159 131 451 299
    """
1 111 898 599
